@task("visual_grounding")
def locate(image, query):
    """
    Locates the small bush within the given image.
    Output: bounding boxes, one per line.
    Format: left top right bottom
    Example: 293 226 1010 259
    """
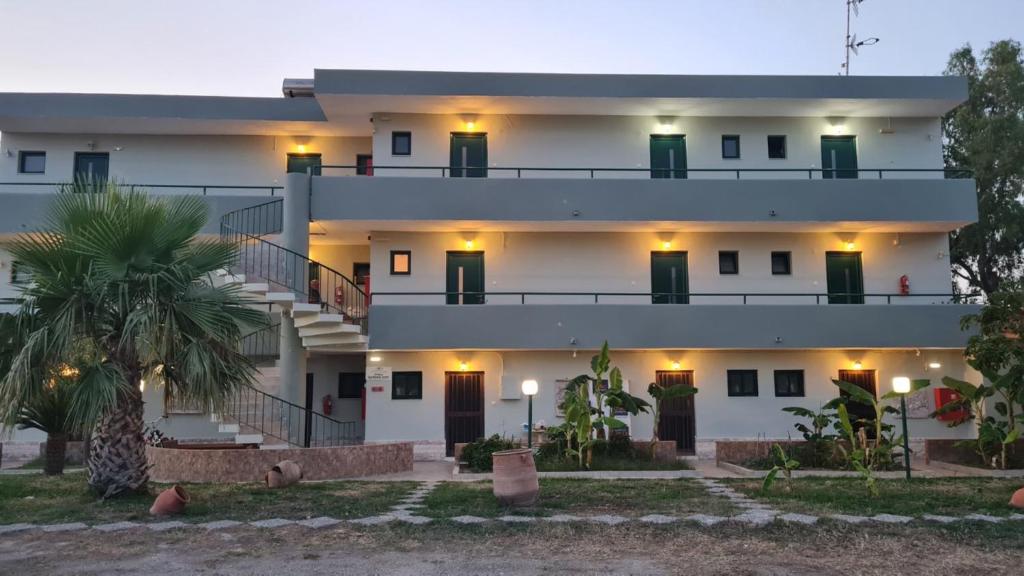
460 434 518 472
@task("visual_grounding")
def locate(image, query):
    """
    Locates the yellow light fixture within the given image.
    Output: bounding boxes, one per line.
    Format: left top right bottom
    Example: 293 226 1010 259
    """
465 121 475 131
671 360 682 370
928 361 942 370
464 239 474 250
369 355 382 363
459 361 469 372
845 241 856 251
661 241 672 250
852 360 863 370
521 379 539 396
296 144 307 153
892 376 911 394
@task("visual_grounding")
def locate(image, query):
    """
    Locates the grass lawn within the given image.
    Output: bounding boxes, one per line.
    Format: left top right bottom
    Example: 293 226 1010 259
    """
0 473 416 525
725 477 1022 517
423 478 734 518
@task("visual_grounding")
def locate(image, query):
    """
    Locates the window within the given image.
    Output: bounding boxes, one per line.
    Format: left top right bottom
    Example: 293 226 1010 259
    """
390 250 411 275
719 251 739 275
392 131 412 156
392 371 423 399
727 370 758 397
767 135 787 159
771 251 792 275
722 135 740 159
338 373 364 399
18 151 45 174
774 370 805 397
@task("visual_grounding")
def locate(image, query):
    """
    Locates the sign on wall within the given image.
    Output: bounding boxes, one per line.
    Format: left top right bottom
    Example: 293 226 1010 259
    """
366 366 392 393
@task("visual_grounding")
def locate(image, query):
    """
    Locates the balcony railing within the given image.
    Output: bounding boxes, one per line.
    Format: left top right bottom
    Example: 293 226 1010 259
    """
370 291 981 305
0 182 282 196
317 165 972 180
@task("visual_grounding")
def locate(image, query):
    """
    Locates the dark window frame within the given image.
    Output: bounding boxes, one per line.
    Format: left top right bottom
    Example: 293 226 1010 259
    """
390 250 412 275
392 131 412 156
774 370 805 397
721 135 741 159
767 135 787 159
338 373 364 399
392 371 423 400
771 251 792 275
18 151 46 174
727 370 759 397
719 251 739 275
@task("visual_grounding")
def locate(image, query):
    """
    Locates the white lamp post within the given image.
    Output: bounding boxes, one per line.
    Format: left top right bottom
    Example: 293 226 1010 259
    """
522 379 539 448
892 376 912 480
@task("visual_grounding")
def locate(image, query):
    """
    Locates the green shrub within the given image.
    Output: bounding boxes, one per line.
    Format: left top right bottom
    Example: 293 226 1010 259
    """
460 434 518 472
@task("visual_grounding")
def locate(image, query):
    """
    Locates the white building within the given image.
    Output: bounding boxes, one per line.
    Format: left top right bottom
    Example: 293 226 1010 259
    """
0 70 980 459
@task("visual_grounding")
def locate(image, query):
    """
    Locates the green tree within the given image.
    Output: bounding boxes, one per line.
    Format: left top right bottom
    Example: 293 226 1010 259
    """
0 183 267 497
943 40 1024 296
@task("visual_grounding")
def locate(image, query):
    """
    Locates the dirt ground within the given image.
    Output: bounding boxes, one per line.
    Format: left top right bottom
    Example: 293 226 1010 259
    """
1 522 1020 576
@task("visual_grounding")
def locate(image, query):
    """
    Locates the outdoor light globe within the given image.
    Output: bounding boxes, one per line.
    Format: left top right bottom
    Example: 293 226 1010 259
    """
892 376 911 394
521 379 539 396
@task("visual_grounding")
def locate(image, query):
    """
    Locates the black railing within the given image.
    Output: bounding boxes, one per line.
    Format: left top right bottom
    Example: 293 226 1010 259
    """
370 291 982 305
220 225 369 328
222 383 360 448
0 182 282 195
241 323 280 364
315 165 973 180
219 199 284 237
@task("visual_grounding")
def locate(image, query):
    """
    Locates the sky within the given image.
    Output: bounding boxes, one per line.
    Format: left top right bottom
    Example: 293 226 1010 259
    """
0 0 1021 96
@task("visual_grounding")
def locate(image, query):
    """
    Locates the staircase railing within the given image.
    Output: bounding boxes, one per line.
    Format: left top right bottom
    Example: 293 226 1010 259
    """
241 323 280 363
219 200 368 331
223 382 361 448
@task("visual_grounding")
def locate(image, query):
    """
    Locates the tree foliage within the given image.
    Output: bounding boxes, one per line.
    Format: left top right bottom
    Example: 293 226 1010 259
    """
944 40 1024 295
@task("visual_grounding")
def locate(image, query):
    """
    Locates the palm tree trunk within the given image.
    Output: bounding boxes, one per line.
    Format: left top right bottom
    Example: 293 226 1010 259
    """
87 392 148 499
44 433 67 476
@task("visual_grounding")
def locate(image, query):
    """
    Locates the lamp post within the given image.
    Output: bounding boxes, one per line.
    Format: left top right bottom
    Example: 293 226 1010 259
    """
522 379 539 448
892 376 912 481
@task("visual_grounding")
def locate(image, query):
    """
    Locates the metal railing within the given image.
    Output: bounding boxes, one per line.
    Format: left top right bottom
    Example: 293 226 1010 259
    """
0 182 283 196
219 199 284 237
240 323 280 364
222 382 360 448
370 291 982 305
315 165 973 180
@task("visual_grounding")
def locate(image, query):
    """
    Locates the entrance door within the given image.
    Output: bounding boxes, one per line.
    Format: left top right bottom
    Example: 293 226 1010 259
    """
821 136 858 179
650 135 687 179
450 133 487 178
73 152 109 182
445 372 484 456
651 252 689 304
446 251 484 304
655 370 696 454
356 154 373 176
287 153 322 175
825 252 864 304
837 369 877 433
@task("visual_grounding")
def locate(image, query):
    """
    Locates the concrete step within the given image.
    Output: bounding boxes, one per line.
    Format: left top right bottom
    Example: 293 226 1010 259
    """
234 434 264 444
297 323 362 338
293 313 345 329
218 423 241 434
301 333 367 348
241 282 270 294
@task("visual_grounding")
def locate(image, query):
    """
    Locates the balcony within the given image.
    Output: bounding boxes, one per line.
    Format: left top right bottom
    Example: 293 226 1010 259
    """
367 291 980 350
310 166 977 232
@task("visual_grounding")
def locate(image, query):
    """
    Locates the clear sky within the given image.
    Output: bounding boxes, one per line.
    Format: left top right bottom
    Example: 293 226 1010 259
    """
0 0 1021 96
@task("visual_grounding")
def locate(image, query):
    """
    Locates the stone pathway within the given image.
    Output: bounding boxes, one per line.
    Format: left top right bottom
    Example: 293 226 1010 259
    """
4 478 1024 535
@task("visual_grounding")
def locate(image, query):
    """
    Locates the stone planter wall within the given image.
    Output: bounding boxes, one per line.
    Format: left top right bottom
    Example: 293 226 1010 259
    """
925 438 1024 467
455 440 678 464
38 440 87 464
715 440 807 464
146 442 413 483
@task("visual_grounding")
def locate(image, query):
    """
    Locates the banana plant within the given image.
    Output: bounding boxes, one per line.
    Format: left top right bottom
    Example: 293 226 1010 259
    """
936 373 1020 469
647 382 697 459
835 403 878 496
761 443 800 493
828 378 929 469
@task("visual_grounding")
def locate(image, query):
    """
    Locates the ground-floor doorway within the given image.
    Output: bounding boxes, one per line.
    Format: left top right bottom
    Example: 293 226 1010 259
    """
654 370 696 454
444 372 484 456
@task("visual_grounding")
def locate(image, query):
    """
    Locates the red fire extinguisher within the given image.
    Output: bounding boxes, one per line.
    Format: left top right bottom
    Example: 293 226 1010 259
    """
321 395 334 416
899 275 911 296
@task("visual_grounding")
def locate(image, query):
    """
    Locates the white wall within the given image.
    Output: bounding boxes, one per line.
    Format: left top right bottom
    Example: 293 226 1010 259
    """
307 354 365 426
370 114 943 178
367 231 954 305
309 244 370 285
0 133 371 190
363 349 976 446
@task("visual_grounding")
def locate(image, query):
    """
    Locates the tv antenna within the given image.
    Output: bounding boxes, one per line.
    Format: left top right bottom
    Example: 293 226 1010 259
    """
842 0 879 75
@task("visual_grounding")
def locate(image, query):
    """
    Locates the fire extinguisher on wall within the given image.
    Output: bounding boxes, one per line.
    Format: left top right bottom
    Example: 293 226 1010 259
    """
899 275 911 296
322 394 334 416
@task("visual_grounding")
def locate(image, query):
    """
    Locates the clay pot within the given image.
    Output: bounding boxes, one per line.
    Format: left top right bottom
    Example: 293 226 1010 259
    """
150 485 189 516
492 448 539 507
1011 487 1024 509
265 460 303 488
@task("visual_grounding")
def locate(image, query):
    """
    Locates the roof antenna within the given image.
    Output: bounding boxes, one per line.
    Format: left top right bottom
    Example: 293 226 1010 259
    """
842 0 879 76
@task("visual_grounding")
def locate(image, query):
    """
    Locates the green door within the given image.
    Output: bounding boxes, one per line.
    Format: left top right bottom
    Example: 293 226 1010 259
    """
650 135 687 179
821 136 858 179
73 152 109 182
651 252 689 304
450 133 487 178
826 252 864 304
446 252 485 304
287 153 322 175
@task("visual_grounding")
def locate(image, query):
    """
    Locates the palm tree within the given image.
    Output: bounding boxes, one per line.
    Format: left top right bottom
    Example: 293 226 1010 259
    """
0 182 267 497
17 375 77 476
